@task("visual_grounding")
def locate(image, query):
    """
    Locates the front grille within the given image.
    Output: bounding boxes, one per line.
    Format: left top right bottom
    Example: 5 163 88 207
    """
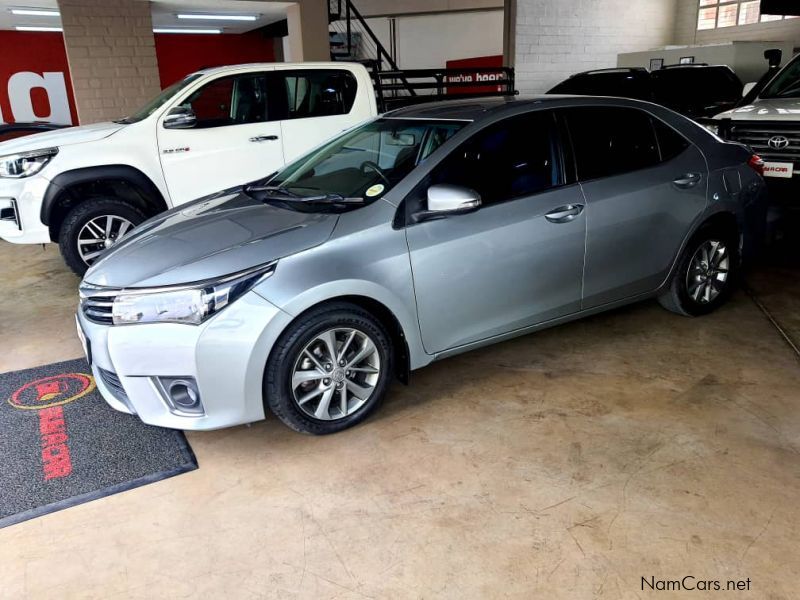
80 288 118 324
97 367 129 405
727 121 800 164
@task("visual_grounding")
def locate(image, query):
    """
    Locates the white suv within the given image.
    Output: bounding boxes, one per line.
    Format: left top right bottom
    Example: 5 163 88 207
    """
0 62 377 274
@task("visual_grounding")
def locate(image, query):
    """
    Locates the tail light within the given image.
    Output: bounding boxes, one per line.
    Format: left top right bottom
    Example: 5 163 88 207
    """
748 154 765 176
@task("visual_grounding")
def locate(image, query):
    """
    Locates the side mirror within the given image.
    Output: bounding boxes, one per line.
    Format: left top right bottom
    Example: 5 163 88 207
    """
413 184 481 223
163 107 196 129
742 82 757 98
765 48 782 68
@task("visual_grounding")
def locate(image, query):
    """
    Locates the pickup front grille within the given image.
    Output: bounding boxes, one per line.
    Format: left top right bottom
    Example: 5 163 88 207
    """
727 122 800 164
79 286 118 324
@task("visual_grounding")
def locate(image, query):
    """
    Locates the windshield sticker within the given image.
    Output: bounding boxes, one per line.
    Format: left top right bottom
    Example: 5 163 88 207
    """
366 184 385 197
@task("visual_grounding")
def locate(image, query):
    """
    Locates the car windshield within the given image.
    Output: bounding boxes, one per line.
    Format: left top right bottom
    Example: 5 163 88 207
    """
265 118 466 204
761 55 800 98
115 73 204 124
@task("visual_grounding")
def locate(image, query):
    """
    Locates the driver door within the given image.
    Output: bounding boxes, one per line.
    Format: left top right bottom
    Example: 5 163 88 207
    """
157 71 284 205
405 111 587 354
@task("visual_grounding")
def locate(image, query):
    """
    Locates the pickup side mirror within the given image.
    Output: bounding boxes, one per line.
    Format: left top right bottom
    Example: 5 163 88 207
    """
413 184 482 223
742 82 757 98
163 107 197 129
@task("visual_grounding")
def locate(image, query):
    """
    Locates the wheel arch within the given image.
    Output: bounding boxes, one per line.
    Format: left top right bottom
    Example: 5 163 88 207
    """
42 165 168 241
269 294 415 385
659 208 741 294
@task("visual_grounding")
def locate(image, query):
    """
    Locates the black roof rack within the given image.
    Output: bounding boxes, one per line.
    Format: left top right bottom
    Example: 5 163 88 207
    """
660 63 711 69
572 67 648 77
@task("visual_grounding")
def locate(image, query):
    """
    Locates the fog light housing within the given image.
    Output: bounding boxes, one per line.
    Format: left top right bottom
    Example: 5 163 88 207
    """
154 376 204 416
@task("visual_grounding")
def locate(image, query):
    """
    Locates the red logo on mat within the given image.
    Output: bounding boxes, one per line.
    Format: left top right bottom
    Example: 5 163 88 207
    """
8 373 95 481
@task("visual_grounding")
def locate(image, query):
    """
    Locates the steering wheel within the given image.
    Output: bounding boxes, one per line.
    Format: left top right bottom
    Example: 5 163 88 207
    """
360 161 390 185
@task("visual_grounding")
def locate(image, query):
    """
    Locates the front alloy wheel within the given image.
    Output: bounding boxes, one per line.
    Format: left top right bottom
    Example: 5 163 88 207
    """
264 302 393 434
291 328 381 421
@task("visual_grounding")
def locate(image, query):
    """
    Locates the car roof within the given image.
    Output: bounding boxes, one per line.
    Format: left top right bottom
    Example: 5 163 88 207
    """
382 94 659 122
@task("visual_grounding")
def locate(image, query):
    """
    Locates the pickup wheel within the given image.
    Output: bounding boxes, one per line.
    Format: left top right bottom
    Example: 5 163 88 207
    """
59 198 146 276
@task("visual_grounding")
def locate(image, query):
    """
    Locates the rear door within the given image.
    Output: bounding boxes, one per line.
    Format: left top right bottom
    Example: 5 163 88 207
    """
563 106 708 309
275 68 367 164
406 111 587 354
157 70 284 205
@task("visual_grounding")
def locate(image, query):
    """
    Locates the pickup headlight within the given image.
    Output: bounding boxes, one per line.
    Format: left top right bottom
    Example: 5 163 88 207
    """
0 147 58 178
110 261 276 325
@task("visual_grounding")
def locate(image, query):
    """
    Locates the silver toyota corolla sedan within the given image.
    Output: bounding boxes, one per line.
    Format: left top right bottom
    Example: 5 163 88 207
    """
77 96 767 434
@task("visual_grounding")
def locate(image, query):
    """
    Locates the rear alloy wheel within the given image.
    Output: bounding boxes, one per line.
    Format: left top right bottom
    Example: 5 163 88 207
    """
59 198 146 276
658 227 738 317
265 303 393 434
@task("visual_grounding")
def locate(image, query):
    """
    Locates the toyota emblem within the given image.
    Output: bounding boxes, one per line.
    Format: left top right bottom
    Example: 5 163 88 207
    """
768 135 790 149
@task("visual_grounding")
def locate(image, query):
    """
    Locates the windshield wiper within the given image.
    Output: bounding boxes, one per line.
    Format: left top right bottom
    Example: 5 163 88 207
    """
245 184 365 205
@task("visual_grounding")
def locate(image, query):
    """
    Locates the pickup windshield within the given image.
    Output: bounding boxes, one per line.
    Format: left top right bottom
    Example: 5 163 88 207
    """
115 73 204 124
761 55 800 98
265 118 466 206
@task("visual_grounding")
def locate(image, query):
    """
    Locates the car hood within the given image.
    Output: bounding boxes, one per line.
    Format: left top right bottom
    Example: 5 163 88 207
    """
715 97 800 121
83 189 339 288
0 121 125 155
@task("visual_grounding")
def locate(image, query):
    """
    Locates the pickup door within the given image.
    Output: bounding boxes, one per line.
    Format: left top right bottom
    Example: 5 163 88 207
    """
158 67 374 206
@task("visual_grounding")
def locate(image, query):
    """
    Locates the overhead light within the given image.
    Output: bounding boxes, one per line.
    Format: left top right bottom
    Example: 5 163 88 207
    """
11 8 61 17
15 25 62 31
177 13 257 21
153 28 222 34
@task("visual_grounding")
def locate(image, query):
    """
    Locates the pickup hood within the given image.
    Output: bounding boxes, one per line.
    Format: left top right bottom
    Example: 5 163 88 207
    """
84 189 338 288
715 97 800 121
0 121 125 155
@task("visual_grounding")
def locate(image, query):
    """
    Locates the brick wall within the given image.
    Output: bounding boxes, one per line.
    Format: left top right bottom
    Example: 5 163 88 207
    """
674 0 800 47
513 0 678 93
58 0 161 124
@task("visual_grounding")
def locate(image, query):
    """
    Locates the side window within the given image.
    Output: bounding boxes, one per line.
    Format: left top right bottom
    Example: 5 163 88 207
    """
565 107 660 180
651 118 690 162
179 74 270 128
427 112 561 206
282 70 357 119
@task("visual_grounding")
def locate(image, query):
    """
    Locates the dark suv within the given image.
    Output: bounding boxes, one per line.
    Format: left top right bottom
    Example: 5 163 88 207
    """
548 64 743 119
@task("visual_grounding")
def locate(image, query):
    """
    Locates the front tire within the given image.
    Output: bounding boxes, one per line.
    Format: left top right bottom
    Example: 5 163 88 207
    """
59 198 146 276
658 226 738 317
264 303 394 435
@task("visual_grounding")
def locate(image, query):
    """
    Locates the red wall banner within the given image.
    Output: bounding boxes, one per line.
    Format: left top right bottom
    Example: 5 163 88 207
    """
0 30 276 125
0 31 78 125
445 55 505 95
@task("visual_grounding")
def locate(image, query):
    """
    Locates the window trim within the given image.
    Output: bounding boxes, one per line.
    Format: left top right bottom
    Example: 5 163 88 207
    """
278 68 359 121
401 110 573 228
559 106 687 184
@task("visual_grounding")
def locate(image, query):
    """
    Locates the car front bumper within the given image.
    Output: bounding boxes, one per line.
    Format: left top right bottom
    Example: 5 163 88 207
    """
0 175 52 244
76 290 294 430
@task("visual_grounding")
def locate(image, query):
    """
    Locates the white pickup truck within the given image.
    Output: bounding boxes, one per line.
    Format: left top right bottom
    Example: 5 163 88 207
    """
712 51 800 190
0 62 378 274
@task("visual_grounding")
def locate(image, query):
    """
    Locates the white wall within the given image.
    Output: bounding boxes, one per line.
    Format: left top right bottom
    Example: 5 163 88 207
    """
514 0 678 93
365 10 504 70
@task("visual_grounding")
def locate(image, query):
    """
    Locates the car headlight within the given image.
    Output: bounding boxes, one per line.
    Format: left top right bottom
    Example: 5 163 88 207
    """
110 261 276 325
0 147 58 178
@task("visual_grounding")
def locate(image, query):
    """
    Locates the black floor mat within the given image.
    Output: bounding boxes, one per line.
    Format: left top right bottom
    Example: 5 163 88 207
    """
0 358 197 528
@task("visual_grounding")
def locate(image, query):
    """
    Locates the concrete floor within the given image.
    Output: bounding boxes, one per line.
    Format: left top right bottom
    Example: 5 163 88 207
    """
0 241 798 599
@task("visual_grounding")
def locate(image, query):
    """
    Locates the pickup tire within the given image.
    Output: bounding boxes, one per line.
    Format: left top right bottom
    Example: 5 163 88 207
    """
59 198 147 276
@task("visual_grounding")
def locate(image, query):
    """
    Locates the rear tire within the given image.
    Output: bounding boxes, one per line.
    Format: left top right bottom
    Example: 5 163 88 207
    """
658 225 738 317
264 302 394 435
59 198 146 276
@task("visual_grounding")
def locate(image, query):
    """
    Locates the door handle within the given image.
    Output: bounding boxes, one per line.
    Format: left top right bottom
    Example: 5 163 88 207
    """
545 204 584 223
673 172 701 188
249 135 279 142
